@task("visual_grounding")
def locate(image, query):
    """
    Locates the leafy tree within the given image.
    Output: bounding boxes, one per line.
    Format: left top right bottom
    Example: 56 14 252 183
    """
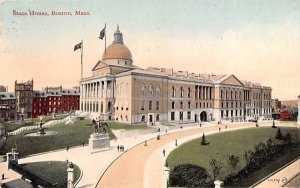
227 155 240 172
209 158 224 180
283 133 292 145
169 164 209 187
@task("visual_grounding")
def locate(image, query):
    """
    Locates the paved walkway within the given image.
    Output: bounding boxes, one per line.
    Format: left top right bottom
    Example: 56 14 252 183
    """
98 123 257 188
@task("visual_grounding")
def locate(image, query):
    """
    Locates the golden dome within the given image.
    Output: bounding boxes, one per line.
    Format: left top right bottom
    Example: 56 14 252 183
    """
102 43 132 61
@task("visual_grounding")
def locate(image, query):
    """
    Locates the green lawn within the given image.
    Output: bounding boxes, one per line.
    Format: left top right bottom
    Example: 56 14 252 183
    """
1 119 115 157
21 161 80 188
167 127 300 181
106 121 149 130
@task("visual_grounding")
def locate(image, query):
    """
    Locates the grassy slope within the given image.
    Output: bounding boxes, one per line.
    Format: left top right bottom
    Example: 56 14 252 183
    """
1 119 116 157
106 121 149 130
21 161 80 187
167 127 300 180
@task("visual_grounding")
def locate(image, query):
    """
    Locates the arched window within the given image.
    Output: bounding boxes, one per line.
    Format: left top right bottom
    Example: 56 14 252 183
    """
180 87 184 98
140 84 145 96
171 86 176 98
187 87 191 98
155 85 160 97
148 84 154 97
188 101 191 109
172 101 175 109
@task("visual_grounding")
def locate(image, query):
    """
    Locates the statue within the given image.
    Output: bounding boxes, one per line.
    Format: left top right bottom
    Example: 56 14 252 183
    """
92 119 99 133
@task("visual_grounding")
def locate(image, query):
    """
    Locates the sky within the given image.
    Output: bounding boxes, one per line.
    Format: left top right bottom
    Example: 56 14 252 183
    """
0 0 299 100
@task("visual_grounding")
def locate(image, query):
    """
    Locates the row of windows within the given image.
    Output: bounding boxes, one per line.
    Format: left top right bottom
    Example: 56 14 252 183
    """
141 101 160 111
171 86 191 98
140 84 161 97
170 111 191 121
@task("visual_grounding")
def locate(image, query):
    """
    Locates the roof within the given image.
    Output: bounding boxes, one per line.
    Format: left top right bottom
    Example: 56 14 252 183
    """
33 88 79 98
0 92 16 100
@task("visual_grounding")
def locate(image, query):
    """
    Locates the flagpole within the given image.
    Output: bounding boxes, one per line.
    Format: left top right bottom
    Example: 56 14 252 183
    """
81 39 83 79
104 23 107 54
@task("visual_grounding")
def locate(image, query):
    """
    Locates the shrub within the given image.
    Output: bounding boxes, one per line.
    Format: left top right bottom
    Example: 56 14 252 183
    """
275 128 283 140
209 158 224 180
169 164 209 187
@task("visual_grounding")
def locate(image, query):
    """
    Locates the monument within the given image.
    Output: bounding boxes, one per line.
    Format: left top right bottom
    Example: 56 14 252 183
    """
297 95 300 125
89 119 110 153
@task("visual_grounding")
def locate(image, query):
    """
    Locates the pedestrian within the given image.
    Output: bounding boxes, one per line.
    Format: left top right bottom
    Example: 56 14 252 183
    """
2 173 4 180
219 127 221 132
225 125 227 129
165 129 168 134
117 145 120 152
121 145 124 152
82 142 84 147
200 123 202 127
144 140 147 146
180 126 183 129
66 145 69 152
163 149 166 157
175 139 177 146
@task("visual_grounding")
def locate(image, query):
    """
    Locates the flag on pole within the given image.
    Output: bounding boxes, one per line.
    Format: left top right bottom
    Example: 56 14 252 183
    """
74 42 82 51
99 25 106 39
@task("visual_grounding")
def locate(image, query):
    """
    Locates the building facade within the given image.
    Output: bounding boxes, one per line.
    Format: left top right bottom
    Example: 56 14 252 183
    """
80 27 272 124
32 86 80 118
0 85 6 92
0 92 16 121
15 80 33 119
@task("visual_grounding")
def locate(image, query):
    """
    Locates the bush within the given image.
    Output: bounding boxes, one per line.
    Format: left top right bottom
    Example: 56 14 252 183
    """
275 128 283 140
169 164 209 187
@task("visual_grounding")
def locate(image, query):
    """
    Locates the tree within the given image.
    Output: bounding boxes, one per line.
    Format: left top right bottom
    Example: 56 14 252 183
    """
209 158 224 180
201 133 209 145
275 128 283 140
227 155 240 173
280 110 292 121
169 164 209 187
283 133 292 145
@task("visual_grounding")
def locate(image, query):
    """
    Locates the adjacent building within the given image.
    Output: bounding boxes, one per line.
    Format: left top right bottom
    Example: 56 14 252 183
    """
15 80 34 120
0 85 7 92
32 86 80 118
80 26 272 124
0 92 16 121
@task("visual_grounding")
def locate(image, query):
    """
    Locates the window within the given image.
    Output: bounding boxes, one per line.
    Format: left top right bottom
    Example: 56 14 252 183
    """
196 102 198 108
171 112 175 121
188 87 191 98
148 84 154 97
171 86 176 98
221 110 224 118
156 114 160 121
141 115 145 122
188 101 191 109
172 101 175 109
180 112 183 120
149 101 152 110
180 101 183 109
187 111 191 120
155 85 160 97
156 101 159 110
141 101 144 110
180 87 184 98
222 102 224 108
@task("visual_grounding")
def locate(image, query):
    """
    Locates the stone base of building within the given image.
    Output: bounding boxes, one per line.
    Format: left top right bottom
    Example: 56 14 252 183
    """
89 133 110 153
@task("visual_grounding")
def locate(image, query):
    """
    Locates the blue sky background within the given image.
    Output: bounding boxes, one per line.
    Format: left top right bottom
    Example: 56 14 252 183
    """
0 0 300 100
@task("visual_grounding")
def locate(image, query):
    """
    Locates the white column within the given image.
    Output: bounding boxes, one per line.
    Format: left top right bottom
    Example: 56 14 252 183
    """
104 81 107 98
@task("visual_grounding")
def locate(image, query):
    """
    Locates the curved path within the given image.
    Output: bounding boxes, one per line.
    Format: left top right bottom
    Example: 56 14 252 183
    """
97 123 255 188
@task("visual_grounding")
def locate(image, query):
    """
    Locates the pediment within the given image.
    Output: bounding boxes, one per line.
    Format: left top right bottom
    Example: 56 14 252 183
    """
221 75 244 86
92 61 108 71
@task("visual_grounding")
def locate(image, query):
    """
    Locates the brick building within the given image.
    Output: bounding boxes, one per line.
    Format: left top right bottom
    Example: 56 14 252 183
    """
0 92 16 121
15 80 33 120
32 86 80 118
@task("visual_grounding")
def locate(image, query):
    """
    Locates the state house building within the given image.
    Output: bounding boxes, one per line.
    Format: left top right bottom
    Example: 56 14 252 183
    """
80 27 272 124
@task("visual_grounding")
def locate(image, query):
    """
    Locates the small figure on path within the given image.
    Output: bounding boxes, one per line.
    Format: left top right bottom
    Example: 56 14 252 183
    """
180 126 183 129
200 123 202 127
157 134 160 140
162 149 166 157
117 145 120 152
144 140 147 146
225 125 227 129
157 128 160 132
82 142 84 147
175 139 178 146
219 127 221 132
66 145 69 152
165 129 168 134
2 173 4 180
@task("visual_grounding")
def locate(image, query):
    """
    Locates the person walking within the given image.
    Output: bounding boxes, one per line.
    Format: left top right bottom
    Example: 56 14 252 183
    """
117 145 120 152
66 145 69 152
219 127 221 132
162 149 166 157
175 139 178 146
